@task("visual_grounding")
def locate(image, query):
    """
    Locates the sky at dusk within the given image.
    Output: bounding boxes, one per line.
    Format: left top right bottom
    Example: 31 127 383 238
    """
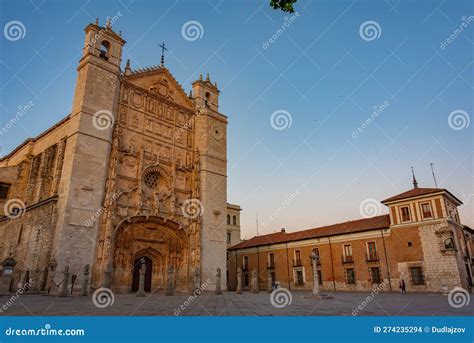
1 0 473 238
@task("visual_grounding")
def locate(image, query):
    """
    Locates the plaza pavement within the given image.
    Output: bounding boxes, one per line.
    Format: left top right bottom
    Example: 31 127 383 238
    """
0 291 472 316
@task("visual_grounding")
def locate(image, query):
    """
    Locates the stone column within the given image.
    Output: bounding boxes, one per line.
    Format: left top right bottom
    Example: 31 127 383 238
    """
166 265 174 296
103 263 113 288
236 268 242 294
0 256 16 294
267 270 273 293
215 267 222 295
311 251 320 296
59 266 70 297
81 264 90 296
136 263 146 297
251 269 259 294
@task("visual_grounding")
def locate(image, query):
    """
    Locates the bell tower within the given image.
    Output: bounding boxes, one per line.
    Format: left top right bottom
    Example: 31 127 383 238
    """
192 74 228 291
51 19 125 283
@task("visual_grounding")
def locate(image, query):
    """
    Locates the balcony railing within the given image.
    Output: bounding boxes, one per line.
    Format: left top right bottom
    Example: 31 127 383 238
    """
293 259 302 267
342 255 354 263
366 252 379 262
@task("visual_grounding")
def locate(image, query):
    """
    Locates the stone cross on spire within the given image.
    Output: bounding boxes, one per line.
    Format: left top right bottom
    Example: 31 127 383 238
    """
159 42 167 66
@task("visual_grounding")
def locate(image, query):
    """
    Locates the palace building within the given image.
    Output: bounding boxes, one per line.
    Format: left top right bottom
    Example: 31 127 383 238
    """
228 183 473 293
0 20 240 293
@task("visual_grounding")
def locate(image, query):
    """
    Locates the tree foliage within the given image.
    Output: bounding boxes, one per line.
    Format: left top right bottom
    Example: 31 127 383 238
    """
269 0 298 13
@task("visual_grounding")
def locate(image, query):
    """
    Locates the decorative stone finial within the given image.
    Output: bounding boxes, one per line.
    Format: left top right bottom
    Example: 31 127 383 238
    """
199 74 203 81
206 73 210 81
106 18 112 29
95 18 99 25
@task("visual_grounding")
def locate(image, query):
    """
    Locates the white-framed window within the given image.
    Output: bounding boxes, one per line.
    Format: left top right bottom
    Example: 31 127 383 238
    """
366 241 377 260
420 202 433 219
399 206 411 222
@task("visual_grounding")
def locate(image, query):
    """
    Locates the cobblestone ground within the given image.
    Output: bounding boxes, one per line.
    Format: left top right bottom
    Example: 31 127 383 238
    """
0 291 472 316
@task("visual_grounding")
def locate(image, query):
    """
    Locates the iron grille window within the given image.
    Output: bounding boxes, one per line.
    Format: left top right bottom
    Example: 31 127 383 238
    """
346 268 356 284
410 267 425 285
370 267 381 284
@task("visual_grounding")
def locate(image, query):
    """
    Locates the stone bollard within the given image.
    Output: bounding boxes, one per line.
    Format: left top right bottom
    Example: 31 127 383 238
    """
251 269 259 294
136 262 147 297
81 264 90 296
192 266 201 294
236 268 243 294
215 267 222 295
46 259 57 295
59 266 70 297
166 265 174 296
267 271 273 293
103 263 113 288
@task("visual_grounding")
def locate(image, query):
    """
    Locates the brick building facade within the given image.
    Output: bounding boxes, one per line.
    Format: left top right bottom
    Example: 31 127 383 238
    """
228 186 473 293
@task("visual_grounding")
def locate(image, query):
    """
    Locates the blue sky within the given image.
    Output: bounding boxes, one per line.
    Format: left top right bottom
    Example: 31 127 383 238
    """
1 0 473 237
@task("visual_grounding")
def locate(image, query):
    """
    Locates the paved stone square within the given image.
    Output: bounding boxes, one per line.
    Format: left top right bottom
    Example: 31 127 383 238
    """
1 291 472 316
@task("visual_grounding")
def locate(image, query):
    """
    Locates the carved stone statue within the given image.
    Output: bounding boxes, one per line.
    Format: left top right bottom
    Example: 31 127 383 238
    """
251 268 259 293
136 262 146 297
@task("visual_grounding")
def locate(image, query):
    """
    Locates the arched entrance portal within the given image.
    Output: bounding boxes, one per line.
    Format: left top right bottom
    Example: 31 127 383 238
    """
110 216 192 293
132 257 152 292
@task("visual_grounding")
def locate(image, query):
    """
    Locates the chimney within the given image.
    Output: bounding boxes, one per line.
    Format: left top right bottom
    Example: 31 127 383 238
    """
281 228 286 233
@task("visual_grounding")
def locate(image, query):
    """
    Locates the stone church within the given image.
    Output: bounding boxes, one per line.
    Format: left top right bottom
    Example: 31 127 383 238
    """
0 20 241 293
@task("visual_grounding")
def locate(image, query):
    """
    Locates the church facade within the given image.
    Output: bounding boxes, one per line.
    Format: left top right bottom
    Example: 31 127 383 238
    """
0 20 239 293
